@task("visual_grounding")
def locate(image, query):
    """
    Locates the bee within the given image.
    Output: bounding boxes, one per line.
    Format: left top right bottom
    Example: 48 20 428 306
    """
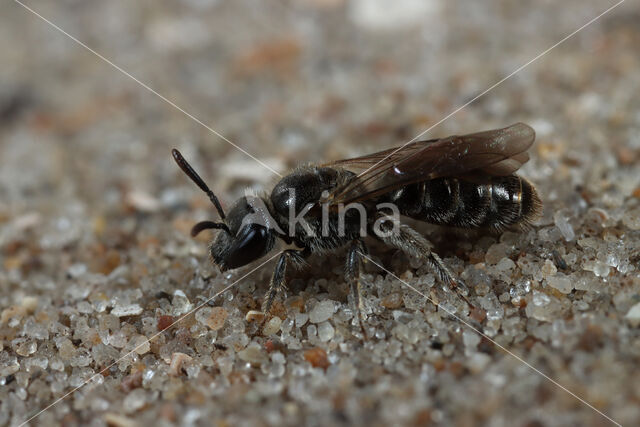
172 123 541 334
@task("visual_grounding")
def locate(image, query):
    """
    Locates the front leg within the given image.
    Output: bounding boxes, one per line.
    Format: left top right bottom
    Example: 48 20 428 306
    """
345 239 368 338
377 224 471 304
263 248 309 314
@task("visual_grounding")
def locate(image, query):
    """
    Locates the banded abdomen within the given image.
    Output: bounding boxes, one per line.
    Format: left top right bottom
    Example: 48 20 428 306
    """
384 176 541 230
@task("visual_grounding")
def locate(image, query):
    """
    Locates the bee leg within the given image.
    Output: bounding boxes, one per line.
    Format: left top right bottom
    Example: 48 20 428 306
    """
345 239 369 339
262 248 309 315
378 224 473 307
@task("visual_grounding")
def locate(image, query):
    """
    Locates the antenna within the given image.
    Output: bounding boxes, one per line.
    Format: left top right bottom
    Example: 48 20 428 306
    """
190 220 229 237
172 148 226 220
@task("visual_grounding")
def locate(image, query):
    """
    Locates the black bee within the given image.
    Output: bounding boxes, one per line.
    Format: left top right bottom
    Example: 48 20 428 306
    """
172 123 541 333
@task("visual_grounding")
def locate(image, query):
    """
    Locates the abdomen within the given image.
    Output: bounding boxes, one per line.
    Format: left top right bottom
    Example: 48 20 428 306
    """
385 176 541 231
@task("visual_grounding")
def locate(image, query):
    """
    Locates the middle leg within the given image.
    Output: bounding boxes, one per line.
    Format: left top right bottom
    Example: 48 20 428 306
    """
263 248 309 314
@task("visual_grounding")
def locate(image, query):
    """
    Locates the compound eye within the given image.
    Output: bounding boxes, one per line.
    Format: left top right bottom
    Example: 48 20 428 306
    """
223 224 272 269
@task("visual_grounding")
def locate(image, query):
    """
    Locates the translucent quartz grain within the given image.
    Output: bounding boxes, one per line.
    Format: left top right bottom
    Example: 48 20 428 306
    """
308 300 335 323
317 322 335 342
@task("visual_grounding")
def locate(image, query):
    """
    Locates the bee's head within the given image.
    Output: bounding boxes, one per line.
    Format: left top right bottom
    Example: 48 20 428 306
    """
172 149 276 271
209 196 276 271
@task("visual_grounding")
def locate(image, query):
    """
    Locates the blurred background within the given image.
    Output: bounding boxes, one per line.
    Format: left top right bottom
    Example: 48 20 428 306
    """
1 0 639 425
2 0 638 214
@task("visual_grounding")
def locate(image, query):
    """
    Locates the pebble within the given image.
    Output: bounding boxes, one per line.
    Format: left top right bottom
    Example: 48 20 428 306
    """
25 356 48 371
526 291 565 322
246 310 266 323
467 353 491 374
16 341 37 357
495 258 515 272
120 371 143 392
547 274 573 294
303 348 329 370
1 306 26 324
157 315 174 331
286 295 305 312
262 317 283 336
220 158 284 182
168 352 193 376
308 300 335 323
295 313 309 327
462 331 480 349
56 337 76 360
171 290 192 316
380 292 403 309
196 307 228 331
104 413 139 427
217 356 233 377
123 389 147 413
583 260 610 278
21 296 38 313
125 190 161 213
238 344 268 365
625 302 640 327
532 291 550 307
317 322 335 342
12 211 42 231
541 260 557 278
622 208 640 230
111 304 143 317
68 263 88 278
485 243 508 265
130 335 151 355
554 211 575 241
350 0 441 31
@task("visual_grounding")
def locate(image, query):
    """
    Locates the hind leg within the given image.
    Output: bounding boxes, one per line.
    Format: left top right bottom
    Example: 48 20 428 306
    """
267 242 370 337
345 239 369 338
377 224 471 302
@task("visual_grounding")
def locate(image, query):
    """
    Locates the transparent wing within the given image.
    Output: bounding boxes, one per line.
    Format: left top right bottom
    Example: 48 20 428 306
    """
323 123 535 204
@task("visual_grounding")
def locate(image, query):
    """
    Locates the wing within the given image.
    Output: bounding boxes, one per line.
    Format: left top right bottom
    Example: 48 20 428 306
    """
323 123 535 205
